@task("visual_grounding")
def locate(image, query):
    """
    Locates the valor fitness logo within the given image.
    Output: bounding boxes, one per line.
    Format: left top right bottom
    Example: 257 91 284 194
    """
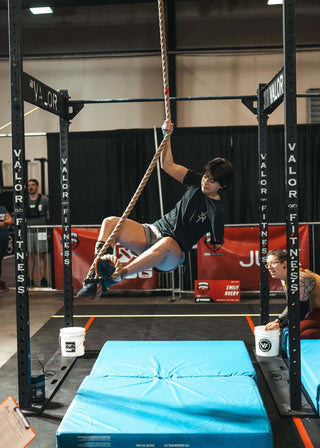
258 338 272 353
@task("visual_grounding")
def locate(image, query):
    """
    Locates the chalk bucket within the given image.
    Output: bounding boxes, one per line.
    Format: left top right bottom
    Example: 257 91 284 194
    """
254 325 280 357
59 327 85 357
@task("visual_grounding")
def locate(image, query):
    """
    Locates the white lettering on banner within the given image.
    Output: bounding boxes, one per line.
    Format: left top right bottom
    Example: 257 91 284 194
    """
239 250 260 268
116 244 153 278
195 280 240 302
54 228 160 290
118 246 133 263
125 271 153 279
197 225 309 291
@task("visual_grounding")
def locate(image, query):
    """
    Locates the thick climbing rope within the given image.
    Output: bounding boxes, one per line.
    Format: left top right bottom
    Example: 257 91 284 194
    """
0 106 39 131
84 0 172 297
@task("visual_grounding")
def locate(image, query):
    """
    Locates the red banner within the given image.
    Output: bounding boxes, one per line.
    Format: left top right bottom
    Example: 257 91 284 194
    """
197 225 309 291
195 280 240 303
53 227 159 291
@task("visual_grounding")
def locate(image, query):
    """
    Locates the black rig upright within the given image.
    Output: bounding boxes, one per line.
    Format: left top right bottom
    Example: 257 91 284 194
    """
8 0 74 409
8 0 32 410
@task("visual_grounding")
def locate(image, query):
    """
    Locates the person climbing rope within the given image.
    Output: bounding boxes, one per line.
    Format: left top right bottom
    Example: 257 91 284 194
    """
77 0 234 300
77 120 234 299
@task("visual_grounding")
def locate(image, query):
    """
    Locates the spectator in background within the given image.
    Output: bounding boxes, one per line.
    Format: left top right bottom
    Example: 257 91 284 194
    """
0 205 13 292
27 179 50 287
265 249 320 339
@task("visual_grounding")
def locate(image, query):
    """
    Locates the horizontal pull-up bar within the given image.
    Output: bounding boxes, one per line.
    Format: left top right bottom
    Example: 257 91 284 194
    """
69 92 320 106
69 95 257 105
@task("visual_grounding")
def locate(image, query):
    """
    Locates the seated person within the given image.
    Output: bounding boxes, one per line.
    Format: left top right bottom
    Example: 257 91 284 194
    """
264 248 320 339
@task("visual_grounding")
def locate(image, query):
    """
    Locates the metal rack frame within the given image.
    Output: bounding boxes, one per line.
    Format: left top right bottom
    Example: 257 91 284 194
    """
7 0 310 413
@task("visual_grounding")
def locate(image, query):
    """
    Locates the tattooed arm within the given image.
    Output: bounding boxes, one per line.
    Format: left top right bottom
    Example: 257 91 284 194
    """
266 271 315 331
299 271 316 302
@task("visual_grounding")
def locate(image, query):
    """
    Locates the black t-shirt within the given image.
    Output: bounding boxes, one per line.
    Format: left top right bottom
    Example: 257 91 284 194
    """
153 169 225 253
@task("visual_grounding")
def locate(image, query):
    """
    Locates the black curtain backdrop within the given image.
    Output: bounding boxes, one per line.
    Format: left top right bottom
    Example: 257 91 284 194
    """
47 124 320 227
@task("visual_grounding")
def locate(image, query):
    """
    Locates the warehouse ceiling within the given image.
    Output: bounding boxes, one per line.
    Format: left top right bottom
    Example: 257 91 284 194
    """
0 1 320 58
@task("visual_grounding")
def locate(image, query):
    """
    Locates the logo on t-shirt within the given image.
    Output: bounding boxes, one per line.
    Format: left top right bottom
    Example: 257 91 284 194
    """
196 211 207 223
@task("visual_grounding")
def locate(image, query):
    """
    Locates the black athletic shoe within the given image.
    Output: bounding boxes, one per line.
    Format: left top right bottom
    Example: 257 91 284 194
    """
28 278 35 287
96 258 121 289
77 282 97 300
40 277 48 287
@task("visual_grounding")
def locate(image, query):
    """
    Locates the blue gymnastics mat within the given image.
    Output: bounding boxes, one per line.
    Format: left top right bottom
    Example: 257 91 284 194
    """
283 331 320 414
57 341 272 448
90 340 257 380
56 375 272 448
300 340 320 414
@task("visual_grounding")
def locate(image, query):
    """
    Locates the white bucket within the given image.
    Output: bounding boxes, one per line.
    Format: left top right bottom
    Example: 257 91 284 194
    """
59 327 85 357
254 325 280 357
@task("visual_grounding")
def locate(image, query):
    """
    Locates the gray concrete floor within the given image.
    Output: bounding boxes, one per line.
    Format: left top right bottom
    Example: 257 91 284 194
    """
0 289 65 368
2 253 310 448
0 254 197 369
0 253 286 369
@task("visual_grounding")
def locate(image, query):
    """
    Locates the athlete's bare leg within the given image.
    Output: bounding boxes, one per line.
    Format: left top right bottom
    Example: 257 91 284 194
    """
78 217 182 298
98 216 147 254
121 237 182 278
99 217 182 276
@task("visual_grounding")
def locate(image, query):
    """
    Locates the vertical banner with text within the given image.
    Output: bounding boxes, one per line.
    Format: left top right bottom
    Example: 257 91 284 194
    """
197 225 309 291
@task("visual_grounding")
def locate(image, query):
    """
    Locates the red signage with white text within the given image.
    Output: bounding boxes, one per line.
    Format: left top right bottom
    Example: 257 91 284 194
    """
197 225 309 291
53 227 159 291
195 280 240 302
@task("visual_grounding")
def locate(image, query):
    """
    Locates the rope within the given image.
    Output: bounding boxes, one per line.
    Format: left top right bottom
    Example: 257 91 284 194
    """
84 0 172 297
157 0 171 122
0 106 39 131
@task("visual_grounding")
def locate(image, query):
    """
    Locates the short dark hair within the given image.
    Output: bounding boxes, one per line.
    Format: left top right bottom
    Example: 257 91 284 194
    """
28 179 39 185
267 249 287 263
203 158 234 190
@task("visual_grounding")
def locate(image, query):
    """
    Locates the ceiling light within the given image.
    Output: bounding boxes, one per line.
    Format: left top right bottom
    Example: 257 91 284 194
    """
29 7 53 15
267 0 283 4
